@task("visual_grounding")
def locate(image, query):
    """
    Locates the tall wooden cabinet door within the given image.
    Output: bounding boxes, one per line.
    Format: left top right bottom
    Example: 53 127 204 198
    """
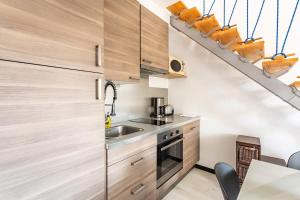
141 5 169 72
0 60 105 200
182 122 200 174
104 0 140 81
0 0 104 73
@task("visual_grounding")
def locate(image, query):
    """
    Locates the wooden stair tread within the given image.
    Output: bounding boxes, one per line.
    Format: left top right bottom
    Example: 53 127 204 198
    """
290 81 300 87
262 56 298 74
211 27 242 50
179 7 202 24
236 40 265 61
193 15 221 35
166 1 187 16
290 76 300 87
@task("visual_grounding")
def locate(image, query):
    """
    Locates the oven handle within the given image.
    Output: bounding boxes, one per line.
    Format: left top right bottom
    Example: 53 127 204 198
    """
160 138 183 151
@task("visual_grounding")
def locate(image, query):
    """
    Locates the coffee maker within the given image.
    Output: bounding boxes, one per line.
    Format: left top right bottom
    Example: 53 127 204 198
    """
150 97 165 118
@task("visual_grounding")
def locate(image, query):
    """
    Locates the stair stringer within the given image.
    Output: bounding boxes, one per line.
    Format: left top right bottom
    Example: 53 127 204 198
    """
170 16 300 111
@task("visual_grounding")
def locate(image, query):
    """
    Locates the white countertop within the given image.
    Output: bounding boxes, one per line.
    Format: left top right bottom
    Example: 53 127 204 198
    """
238 160 300 200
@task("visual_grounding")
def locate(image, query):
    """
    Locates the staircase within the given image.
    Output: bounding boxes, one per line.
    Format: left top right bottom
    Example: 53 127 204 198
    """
170 16 300 111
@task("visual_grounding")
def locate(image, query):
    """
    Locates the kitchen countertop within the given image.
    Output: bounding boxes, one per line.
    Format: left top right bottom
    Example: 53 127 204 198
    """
106 115 200 149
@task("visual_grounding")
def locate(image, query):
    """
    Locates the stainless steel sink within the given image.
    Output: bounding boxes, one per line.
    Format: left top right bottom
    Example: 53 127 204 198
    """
105 125 144 138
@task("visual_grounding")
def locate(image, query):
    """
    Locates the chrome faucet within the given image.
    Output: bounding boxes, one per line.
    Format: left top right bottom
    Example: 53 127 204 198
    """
104 81 117 116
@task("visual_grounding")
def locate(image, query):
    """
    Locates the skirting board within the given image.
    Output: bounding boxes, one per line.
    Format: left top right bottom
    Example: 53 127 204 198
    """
195 164 215 174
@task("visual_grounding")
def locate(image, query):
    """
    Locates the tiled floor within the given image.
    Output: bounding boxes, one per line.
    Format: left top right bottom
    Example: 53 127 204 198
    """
163 168 223 200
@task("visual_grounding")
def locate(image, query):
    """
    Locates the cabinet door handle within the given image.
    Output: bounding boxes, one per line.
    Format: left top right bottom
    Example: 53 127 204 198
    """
95 79 102 100
142 59 152 64
131 183 145 195
131 157 144 166
129 76 139 81
95 45 102 67
190 127 196 131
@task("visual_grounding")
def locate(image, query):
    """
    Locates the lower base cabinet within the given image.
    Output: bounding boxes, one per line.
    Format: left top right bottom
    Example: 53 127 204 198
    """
182 121 200 175
107 136 157 200
106 120 200 200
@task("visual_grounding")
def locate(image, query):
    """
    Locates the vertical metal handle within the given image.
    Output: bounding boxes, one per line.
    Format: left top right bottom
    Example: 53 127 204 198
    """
130 183 145 195
95 79 102 100
95 45 102 67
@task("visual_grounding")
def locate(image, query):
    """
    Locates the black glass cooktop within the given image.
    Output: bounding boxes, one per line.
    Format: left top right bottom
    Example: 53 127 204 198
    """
129 118 172 126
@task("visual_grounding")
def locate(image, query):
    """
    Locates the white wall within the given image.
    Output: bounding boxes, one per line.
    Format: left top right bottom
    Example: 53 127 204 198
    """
105 78 168 123
142 0 300 168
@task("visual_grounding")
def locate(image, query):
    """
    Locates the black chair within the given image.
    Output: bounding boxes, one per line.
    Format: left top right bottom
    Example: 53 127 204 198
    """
214 162 240 200
287 151 300 170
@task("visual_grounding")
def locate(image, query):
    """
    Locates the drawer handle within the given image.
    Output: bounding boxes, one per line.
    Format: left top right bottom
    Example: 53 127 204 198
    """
129 76 139 81
142 59 152 64
131 183 145 195
131 157 144 166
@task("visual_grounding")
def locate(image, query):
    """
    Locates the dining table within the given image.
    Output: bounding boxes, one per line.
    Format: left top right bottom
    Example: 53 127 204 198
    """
238 159 300 200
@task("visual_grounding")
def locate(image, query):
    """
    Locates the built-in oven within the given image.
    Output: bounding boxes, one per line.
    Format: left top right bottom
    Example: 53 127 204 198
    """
157 127 183 188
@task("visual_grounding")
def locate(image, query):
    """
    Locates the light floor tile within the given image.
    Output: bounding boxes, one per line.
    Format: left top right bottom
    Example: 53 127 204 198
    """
163 168 223 200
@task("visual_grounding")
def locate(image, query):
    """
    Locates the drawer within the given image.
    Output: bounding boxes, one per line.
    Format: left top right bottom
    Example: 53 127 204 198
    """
183 120 200 134
107 147 156 200
238 145 259 165
108 171 156 200
237 164 249 183
107 135 156 166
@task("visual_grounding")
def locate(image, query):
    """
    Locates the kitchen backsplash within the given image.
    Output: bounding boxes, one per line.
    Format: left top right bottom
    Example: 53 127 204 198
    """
105 78 168 123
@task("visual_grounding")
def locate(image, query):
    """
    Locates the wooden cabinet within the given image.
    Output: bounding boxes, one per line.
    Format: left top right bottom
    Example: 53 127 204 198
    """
0 60 105 199
236 135 261 184
141 5 169 72
107 136 157 200
107 147 156 200
104 0 140 81
182 121 200 174
0 0 104 73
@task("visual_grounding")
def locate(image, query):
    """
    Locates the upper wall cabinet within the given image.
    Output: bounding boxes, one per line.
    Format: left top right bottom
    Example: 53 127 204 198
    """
0 0 104 73
104 0 140 81
141 6 169 73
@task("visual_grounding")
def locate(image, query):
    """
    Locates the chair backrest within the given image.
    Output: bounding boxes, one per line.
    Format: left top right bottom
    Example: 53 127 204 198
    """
288 151 300 170
214 162 240 200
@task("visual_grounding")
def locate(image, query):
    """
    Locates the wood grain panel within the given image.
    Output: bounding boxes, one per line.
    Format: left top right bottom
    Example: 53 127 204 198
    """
107 147 156 200
182 121 200 175
0 60 105 200
141 5 169 71
111 171 156 200
107 135 156 166
0 0 104 73
104 0 140 81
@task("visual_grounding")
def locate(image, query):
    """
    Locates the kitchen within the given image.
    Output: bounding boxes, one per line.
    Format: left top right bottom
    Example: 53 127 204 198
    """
0 0 300 200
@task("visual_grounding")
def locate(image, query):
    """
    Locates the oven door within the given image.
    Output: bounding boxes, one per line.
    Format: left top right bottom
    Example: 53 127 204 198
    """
157 134 183 188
